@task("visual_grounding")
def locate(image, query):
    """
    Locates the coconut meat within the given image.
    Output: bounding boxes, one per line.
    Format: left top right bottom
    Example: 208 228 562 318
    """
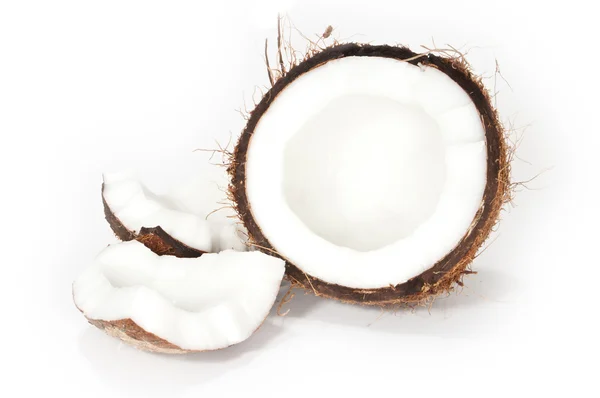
165 168 249 252
103 170 246 252
73 240 285 351
245 56 487 289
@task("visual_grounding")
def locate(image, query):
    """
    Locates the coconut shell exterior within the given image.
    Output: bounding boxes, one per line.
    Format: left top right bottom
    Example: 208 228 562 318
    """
88 318 188 354
229 43 510 306
102 184 205 258
82 314 269 354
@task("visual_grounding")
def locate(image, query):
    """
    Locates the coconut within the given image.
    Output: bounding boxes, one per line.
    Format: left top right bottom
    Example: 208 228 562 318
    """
229 42 510 306
73 240 285 353
102 169 247 256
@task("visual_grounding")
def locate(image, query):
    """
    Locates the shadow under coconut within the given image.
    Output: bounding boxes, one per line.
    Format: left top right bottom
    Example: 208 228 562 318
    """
78 319 284 393
280 267 520 339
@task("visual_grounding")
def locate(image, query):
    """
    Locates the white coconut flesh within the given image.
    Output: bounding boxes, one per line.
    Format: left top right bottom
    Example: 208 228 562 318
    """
73 240 285 351
245 56 487 289
103 170 246 252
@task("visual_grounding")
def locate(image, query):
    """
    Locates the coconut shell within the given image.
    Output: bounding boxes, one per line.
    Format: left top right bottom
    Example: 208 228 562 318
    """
229 43 510 306
87 318 188 354
102 184 205 258
84 314 268 354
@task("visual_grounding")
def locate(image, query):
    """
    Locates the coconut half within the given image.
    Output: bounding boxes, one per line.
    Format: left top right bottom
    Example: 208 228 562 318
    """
102 170 246 256
73 240 285 353
230 44 509 305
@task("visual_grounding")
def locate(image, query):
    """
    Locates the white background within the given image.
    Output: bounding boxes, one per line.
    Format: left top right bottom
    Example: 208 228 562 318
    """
1 0 597 397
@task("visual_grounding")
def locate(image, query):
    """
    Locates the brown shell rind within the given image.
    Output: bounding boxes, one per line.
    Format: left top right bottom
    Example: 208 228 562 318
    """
229 43 509 306
102 184 205 257
84 314 270 354
88 318 188 354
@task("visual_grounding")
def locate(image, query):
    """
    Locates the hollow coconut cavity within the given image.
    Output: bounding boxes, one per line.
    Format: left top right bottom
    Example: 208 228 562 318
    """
230 43 510 305
73 240 285 353
102 169 247 256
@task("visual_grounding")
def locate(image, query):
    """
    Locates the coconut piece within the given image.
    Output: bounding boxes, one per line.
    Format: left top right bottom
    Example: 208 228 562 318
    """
73 240 285 353
102 169 246 256
230 43 509 305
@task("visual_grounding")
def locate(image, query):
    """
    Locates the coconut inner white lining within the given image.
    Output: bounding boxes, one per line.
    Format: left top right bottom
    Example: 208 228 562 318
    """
246 56 487 289
73 241 285 350
284 94 446 252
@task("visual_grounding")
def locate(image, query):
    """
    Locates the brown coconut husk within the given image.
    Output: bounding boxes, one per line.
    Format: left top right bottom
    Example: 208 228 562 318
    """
87 318 188 354
74 296 187 354
82 309 271 354
228 29 512 306
102 184 205 258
